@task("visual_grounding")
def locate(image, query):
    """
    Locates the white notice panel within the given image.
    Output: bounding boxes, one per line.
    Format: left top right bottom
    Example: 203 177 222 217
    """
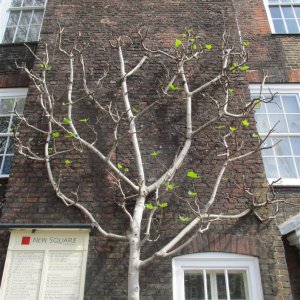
0 229 90 300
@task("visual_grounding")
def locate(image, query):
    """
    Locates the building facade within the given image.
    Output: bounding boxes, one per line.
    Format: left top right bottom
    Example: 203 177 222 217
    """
0 0 299 299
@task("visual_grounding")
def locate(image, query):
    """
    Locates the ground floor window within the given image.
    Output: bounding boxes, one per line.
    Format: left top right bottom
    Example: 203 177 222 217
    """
172 253 264 300
0 228 90 300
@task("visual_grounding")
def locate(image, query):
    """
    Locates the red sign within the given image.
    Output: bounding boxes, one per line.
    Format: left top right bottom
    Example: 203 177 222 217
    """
21 236 31 245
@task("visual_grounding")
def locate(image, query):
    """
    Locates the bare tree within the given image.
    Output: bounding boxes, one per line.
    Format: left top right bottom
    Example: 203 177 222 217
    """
14 27 283 300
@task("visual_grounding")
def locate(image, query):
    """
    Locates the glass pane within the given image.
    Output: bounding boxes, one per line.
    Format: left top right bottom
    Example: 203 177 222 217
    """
286 115 300 132
11 0 22 7
290 138 300 155
2 156 13 175
216 272 227 299
32 11 44 24
282 95 299 113
19 11 32 26
27 25 40 42
266 96 283 113
33 0 45 6
262 157 279 179
277 157 297 178
286 19 300 33
0 98 15 114
282 6 295 17
269 114 288 132
7 12 21 26
6 138 14 154
255 114 269 133
3 27 16 43
16 98 26 114
295 158 300 175
0 138 8 154
274 138 292 156
295 7 300 17
270 6 282 18
228 272 247 300
23 0 34 6
261 137 275 156
0 117 11 133
273 19 287 33
15 26 29 42
184 271 205 300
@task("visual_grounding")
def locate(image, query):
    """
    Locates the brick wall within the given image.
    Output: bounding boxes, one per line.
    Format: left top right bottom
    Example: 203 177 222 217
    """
0 1 296 299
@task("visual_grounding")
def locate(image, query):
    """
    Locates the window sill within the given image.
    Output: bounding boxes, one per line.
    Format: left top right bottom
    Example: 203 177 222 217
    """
268 178 300 187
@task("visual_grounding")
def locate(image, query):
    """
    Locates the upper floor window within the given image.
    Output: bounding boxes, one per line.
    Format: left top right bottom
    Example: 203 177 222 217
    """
0 88 27 177
264 0 300 34
172 253 264 300
250 84 300 186
0 0 47 44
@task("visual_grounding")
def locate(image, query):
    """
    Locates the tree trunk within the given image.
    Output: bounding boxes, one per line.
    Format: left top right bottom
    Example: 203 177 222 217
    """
127 195 145 300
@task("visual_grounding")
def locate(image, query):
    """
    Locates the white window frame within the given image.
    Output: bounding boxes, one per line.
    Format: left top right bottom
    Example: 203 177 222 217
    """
263 0 300 34
172 252 264 300
0 0 47 44
0 88 27 178
250 84 300 186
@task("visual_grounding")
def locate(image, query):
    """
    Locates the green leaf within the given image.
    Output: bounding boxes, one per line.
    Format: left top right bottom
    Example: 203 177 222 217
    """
150 151 158 157
64 133 76 138
117 163 123 169
215 125 225 129
179 215 191 222
252 133 260 139
79 118 89 123
254 99 262 109
228 88 235 95
124 168 129 173
48 147 53 152
64 159 72 165
243 41 250 46
182 33 187 38
187 190 198 197
38 63 52 71
240 65 250 71
175 39 182 48
230 62 238 72
132 107 139 114
186 170 200 179
189 38 195 42
145 203 155 210
164 182 176 190
52 131 60 138
159 202 168 208
169 83 180 91
242 119 250 127
229 126 237 132
63 117 71 124
205 44 212 50
192 44 197 50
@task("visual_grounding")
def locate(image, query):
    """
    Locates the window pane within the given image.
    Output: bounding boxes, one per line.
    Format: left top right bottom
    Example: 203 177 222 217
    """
6 138 14 154
262 157 279 179
282 6 295 17
0 138 8 154
286 115 300 132
19 11 32 26
16 98 26 114
274 138 292 156
255 114 269 133
0 117 11 133
27 25 40 42
23 0 34 6
15 26 29 42
296 158 300 175
32 11 44 24
184 271 205 300
2 156 13 175
228 272 247 300
3 27 16 44
269 114 288 132
33 0 45 6
273 19 287 33
295 7 300 17
277 157 297 178
0 98 15 114
216 272 227 299
266 96 283 113
282 95 299 113
7 12 21 26
290 138 300 155
286 19 300 33
11 0 22 7
270 6 282 18
261 137 275 157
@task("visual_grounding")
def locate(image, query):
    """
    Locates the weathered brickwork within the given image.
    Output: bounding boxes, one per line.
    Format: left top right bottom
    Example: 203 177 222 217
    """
0 0 297 299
